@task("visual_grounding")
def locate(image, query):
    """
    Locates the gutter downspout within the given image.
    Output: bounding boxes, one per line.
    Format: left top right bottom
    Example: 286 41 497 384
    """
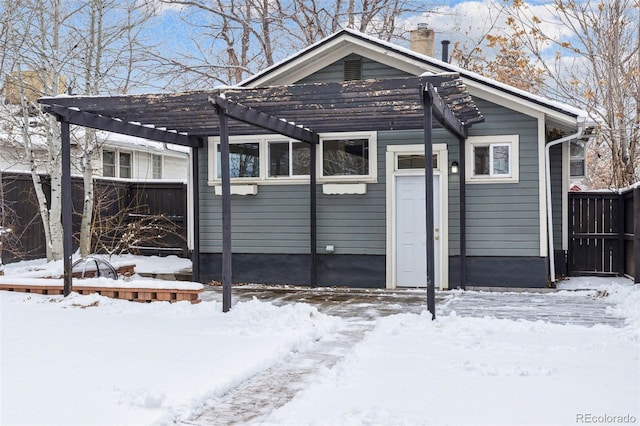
545 119 585 283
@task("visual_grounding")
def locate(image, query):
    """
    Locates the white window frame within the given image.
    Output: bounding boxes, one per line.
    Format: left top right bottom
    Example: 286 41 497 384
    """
102 148 134 179
118 151 133 178
151 154 163 179
208 131 378 186
267 139 311 179
318 131 377 183
465 135 519 184
569 140 586 178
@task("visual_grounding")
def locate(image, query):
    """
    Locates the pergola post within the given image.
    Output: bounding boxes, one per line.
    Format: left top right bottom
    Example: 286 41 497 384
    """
459 136 467 290
423 86 436 320
216 107 233 312
191 144 200 283
60 119 73 296
310 139 318 287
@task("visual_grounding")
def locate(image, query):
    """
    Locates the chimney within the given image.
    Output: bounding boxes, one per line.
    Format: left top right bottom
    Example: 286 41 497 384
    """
410 24 435 57
441 40 451 63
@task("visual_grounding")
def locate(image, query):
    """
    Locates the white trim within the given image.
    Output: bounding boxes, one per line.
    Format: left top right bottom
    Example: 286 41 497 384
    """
536 112 548 258
214 184 258 196
207 131 378 186
465 135 520 184
385 143 448 290
317 131 378 183
322 183 367 195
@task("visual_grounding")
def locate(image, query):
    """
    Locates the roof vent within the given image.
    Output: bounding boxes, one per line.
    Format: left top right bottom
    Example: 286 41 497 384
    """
343 58 362 81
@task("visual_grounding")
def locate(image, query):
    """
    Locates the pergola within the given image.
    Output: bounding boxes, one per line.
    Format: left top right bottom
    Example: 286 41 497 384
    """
39 74 483 317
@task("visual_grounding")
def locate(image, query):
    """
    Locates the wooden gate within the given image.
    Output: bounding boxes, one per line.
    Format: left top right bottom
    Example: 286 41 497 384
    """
568 188 639 282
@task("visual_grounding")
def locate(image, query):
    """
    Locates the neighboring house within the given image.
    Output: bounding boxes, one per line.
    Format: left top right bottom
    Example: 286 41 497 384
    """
0 124 188 181
97 134 189 181
40 28 593 290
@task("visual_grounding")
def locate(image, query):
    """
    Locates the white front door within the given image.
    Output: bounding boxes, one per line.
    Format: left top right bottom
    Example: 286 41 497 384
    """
395 174 440 288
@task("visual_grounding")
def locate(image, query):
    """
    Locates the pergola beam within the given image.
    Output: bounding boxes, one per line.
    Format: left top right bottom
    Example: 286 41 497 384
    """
211 96 319 145
43 104 201 147
425 83 467 139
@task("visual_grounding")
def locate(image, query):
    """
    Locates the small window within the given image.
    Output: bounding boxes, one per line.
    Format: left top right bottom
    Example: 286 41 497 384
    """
119 152 132 178
397 154 438 170
473 144 510 177
269 141 310 177
466 135 519 183
103 150 115 177
217 142 260 178
152 154 162 179
570 141 586 177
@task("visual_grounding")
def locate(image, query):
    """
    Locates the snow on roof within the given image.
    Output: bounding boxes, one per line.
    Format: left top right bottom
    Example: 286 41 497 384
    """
241 28 588 121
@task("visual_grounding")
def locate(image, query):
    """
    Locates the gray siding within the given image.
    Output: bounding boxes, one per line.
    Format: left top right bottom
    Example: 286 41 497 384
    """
198 141 385 255
549 144 564 249
461 98 542 257
295 54 411 84
199 62 544 259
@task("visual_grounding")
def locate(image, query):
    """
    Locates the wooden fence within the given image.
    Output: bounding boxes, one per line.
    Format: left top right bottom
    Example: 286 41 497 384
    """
0 172 187 264
568 187 639 283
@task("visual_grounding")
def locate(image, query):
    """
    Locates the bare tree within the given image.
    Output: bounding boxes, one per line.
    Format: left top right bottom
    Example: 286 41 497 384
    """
157 0 425 87
67 0 157 256
0 0 159 261
502 0 639 188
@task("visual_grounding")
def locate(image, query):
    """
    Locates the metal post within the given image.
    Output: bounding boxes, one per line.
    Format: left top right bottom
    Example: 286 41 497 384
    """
191 145 200 282
423 87 436 319
458 136 467 290
61 119 73 296
217 108 232 312
310 141 318 287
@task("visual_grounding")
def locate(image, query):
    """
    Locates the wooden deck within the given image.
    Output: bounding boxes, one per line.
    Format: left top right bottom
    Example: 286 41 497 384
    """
0 283 201 303
0 265 202 303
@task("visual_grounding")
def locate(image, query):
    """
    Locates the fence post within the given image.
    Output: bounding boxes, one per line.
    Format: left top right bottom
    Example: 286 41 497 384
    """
634 187 639 284
618 193 625 276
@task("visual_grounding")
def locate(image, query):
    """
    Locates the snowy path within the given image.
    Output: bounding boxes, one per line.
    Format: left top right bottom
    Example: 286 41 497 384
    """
188 319 371 425
189 288 429 425
185 285 631 425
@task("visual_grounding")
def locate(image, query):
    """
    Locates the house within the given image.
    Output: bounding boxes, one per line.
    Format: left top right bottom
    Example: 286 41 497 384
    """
0 125 189 182
198 28 590 289
1 73 189 181
38 28 592 291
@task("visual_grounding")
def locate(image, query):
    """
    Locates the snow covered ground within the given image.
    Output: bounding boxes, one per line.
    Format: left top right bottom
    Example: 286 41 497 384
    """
1 260 639 426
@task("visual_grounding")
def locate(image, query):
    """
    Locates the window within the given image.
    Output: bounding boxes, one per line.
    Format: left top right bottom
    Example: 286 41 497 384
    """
466 135 519 183
102 149 133 178
473 144 510 176
208 132 377 185
152 154 162 179
322 138 368 176
216 142 260 178
320 132 376 180
103 150 116 177
269 141 310 177
570 141 586 177
397 154 438 170
119 152 131 178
